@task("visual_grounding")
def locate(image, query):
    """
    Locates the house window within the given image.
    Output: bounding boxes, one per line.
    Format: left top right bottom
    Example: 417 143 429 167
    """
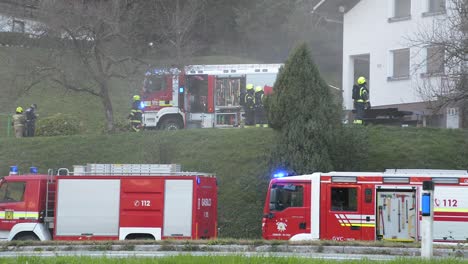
392 48 410 78
427 46 445 74
394 0 411 18
12 20 25 33
428 0 445 13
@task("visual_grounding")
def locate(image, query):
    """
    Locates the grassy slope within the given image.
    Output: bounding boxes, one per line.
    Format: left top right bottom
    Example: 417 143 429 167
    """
1 126 468 238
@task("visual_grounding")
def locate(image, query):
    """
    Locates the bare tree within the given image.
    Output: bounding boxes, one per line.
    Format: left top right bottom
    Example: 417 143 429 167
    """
22 0 146 132
410 0 468 112
151 0 206 67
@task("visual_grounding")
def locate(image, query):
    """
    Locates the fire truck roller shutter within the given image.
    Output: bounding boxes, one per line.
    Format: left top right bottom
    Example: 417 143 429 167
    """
163 180 193 237
55 179 120 237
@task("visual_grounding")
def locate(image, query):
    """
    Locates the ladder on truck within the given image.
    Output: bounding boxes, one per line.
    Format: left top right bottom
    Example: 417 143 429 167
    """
44 169 56 228
71 163 182 175
185 64 283 75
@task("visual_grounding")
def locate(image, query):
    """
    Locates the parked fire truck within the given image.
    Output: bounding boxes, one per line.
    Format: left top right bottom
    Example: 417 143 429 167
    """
0 164 217 241
141 64 282 130
262 169 468 242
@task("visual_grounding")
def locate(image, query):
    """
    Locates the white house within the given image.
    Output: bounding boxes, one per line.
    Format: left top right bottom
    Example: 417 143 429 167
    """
0 0 40 34
342 0 460 128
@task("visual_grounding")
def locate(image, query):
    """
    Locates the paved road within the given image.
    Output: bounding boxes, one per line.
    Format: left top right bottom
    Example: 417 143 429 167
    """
0 251 407 260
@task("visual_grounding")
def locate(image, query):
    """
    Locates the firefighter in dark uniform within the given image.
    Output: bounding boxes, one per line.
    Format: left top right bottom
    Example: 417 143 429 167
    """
25 104 37 137
254 86 267 127
244 84 255 127
353 76 369 125
129 95 143 132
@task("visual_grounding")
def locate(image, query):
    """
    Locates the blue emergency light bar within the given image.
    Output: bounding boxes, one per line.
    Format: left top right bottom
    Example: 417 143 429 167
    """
139 101 145 110
29 167 38 174
9 166 18 175
273 170 288 178
179 87 184 93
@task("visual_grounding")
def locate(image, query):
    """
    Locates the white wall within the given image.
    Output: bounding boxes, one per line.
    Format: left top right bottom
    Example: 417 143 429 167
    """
342 0 449 110
0 14 41 34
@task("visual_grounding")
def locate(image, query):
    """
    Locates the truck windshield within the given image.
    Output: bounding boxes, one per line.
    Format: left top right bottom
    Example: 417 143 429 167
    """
0 181 26 203
269 184 303 211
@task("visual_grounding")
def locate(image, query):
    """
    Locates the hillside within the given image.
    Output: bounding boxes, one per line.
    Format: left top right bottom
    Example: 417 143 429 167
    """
1 126 468 238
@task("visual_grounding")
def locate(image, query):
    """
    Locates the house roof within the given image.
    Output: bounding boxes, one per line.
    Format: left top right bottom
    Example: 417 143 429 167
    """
311 0 360 14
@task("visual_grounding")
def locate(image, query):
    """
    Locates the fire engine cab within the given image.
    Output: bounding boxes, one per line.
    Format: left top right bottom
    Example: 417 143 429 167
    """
141 64 282 129
0 164 217 241
262 169 468 242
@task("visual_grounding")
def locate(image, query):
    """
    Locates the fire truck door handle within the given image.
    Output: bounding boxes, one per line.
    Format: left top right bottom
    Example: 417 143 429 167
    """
263 213 275 219
350 226 361 230
366 216 371 222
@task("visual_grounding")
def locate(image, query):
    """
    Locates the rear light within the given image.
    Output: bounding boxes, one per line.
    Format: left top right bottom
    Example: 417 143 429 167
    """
39 210 44 222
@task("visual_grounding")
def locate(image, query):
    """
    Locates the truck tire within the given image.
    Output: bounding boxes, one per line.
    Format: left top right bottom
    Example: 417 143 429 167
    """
161 118 182 131
15 233 39 241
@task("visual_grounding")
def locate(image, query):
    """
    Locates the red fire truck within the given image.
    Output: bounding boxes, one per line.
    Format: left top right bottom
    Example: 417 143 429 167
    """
262 169 468 242
141 64 282 130
0 164 217 241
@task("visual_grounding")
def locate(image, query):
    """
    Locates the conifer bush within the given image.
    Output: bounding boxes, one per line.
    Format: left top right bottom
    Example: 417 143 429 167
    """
266 43 368 173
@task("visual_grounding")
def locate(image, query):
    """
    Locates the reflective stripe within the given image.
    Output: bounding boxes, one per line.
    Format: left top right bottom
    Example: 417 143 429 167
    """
0 211 39 220
434 208 468 213
131 120 142 123
356 100 364 102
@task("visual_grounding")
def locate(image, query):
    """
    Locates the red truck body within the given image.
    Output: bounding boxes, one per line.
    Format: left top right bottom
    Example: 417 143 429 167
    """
0 164 217 241
262 170 468 242
141 64 282 129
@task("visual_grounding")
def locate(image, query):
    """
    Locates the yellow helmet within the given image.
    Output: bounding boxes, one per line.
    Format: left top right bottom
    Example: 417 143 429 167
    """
16 106 23 113
255 86 263 92
246 84 254 90
133 95 140 101
357 76 366 85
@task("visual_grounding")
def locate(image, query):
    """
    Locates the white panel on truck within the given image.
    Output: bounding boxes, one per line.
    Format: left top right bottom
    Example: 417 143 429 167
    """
433 186 468 241
246 73 277 87
163 180 193 237
56 179 120 236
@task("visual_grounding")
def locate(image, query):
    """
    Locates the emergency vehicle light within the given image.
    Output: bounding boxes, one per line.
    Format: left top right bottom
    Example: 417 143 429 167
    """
139 102 145 110
196 176 201 185
179 87 184 93
29 167 38 174
383 177 410 183
9 166 18 175
431 177 459 184
273 170 287 178
331 176 357 183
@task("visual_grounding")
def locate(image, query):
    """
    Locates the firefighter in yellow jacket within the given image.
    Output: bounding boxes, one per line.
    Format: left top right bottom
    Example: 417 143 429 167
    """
128 95 143 132
12 107 26 138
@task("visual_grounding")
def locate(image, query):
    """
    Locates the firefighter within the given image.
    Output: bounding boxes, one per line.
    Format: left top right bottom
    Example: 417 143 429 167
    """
254 86 267 127
12 106 26 138
25 104 38 137
353 76 369 125
244 84 255 127
128 95 143 132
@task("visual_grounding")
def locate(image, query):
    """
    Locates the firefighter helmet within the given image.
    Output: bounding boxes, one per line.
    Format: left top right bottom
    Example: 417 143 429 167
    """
16 106 23 113
246 84 254 90
133 95 140 101
255 86 263 92
357 76 366 85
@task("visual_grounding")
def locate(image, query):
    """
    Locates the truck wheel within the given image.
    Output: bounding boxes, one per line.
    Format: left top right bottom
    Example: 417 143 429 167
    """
15 233 39 241
161 118 182 130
